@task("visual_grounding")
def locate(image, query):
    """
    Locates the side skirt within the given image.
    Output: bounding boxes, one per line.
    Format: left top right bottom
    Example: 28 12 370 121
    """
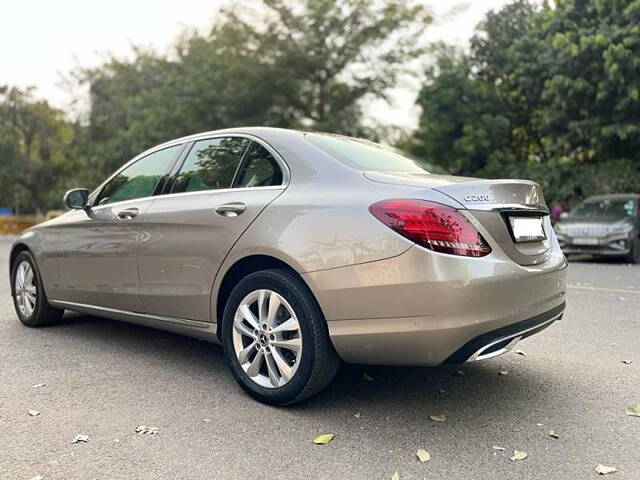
48 300 221 344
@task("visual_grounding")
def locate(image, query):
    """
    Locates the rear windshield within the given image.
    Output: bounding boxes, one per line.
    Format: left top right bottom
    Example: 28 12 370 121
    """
306 133 449 175
571 198 637 218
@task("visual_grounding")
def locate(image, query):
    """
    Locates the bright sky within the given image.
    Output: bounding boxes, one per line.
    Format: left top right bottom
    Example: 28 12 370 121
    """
0 0 510 130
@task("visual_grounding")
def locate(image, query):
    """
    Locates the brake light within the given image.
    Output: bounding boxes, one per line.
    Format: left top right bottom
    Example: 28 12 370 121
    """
369 199 491 257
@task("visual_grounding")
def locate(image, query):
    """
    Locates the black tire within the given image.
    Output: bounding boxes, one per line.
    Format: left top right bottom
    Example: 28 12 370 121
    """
624 237 640 264
10 250 64 327
221 269 340 406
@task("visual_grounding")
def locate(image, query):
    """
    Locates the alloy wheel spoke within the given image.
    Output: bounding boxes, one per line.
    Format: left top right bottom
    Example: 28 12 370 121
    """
24 266 33 286
270 317 299 334
246 349 264 377
233 317 256 339
26 292 36 305
265 353 281 387
239 304 260 330
266 292 281 327
271 337 301 353
257 290 267 322
16 265 25 287
237 341 257 364
271 349 293 382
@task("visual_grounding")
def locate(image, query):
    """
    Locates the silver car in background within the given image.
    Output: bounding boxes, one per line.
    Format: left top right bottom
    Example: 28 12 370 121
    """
9 127 567 405
555 194 640 263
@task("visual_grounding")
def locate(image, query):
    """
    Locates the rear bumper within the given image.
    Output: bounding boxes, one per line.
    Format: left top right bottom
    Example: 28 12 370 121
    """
303 243 567 366
444 302 564 363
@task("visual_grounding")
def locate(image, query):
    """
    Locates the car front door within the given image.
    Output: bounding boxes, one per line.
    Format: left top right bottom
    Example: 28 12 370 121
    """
54 144 184 311
138 136 287 321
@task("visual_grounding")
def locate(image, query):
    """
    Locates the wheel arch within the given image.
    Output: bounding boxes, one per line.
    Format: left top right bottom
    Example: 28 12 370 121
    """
214 254 324 341
9 243 31 276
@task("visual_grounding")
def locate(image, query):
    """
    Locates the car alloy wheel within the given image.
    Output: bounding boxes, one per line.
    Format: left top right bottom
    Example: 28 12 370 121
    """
232 289 303 388
14 260 37 319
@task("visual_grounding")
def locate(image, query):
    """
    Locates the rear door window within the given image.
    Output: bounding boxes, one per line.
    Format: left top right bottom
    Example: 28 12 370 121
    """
172 137 250 193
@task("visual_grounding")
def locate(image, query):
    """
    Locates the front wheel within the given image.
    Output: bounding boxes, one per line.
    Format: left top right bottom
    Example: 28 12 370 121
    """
221 269 340 405
11 251 64 327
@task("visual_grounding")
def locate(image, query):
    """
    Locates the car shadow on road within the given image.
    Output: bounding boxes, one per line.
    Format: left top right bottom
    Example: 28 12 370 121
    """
47 311 562 421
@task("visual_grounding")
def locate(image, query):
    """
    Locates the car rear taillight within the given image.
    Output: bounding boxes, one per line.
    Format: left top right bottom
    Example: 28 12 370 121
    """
369 199 492 257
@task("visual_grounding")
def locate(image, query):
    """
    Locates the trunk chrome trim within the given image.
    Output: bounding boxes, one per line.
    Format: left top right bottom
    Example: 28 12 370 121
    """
48 300 211 328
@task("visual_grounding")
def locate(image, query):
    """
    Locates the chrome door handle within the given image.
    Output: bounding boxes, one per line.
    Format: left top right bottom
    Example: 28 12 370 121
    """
215 202 247 217
117 208 139 220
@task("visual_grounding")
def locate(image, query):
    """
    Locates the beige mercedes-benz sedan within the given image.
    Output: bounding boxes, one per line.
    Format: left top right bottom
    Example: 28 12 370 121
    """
10 127 567 405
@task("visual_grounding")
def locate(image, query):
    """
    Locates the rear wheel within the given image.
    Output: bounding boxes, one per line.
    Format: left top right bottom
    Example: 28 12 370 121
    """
11 251 64 327
625 237 640 264
221 269 340 405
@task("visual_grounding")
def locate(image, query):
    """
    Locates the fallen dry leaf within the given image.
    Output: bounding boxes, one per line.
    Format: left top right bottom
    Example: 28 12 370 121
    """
135 425 159 435
625 405 640 417
492 446 506 451
28 409 40 417
416 449 431 462
548 430 560 439
430 414 446 423
510 450 527 461
515 350 526 356
31 383 46 388
362 372 375 382
313 433 335 445
72 434 89 444
595 464 617 475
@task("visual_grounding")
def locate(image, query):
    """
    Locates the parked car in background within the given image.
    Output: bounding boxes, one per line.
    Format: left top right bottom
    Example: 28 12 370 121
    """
555 194 640 263
9 127 567 405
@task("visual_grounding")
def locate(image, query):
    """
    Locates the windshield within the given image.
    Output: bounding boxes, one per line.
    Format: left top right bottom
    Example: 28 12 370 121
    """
306 133 449 175
570 198 637 219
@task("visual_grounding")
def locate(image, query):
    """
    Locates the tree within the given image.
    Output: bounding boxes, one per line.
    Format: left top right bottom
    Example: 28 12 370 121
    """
408 0 640 205
0 86 74 214
74 0 432 182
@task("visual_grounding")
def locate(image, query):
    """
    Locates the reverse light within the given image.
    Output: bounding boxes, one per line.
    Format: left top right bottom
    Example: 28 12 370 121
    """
369 199 492 257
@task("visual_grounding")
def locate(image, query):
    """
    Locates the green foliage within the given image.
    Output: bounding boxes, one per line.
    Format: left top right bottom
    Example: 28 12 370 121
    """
409 0 640 205
74 0 431 184
0 86 76 213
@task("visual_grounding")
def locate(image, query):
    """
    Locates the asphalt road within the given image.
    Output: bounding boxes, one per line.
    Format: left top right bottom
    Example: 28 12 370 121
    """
1 236 639 480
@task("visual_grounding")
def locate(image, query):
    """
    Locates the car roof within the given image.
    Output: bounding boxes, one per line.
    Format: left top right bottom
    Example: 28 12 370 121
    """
154 127 307 150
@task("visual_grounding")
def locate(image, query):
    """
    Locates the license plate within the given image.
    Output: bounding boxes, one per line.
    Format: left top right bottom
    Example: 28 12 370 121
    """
509 216 546 243
572 237 599 245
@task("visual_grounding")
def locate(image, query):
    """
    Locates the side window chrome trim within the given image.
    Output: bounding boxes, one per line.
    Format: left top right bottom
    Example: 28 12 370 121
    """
87 132 290 207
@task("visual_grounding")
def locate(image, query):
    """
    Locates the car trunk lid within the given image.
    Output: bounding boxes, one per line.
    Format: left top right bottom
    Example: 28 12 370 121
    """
363 172 551 266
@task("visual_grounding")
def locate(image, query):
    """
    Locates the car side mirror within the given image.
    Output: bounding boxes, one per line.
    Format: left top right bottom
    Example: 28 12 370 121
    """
559 212 569 220
63 188 90 210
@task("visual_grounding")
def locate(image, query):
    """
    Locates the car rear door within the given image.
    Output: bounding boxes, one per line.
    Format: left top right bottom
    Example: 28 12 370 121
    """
54 144 184 311
138 135 287 321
